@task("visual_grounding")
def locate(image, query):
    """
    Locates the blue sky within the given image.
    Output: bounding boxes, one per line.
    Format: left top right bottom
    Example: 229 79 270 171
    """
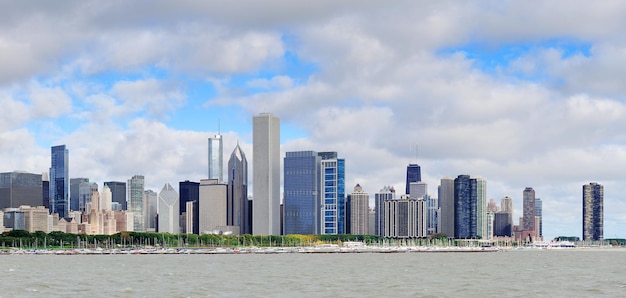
3 1 626 239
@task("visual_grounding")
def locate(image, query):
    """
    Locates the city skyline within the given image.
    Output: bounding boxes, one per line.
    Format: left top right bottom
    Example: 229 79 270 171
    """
2 2 626 239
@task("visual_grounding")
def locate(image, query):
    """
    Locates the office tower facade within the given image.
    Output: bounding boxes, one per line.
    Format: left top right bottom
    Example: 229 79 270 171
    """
319 151 345 234
199 179 228 234
253 113 280 235
228 144 250 234
383 194 424 238
104 181 127 210
522 187 535 239
0 172 43 209
127 175 145 232
535 198 542 238
454 175 486 239
144 189 158 231
158 183 179 234
374 186 395 237
42 174 50 210
208 133 223 182
487 199 499 213
500 196 513 236
70 178 89 212
493 212 513 237
409 182 427 199
405 164 421 195
50 145 69 218
78 182 98 212
20 205 53 233
439 177 455 238
4 209 25 230
283 151 320 235
179 181 200 234
425 195 438 235
346 184 369 235
583 182 604 241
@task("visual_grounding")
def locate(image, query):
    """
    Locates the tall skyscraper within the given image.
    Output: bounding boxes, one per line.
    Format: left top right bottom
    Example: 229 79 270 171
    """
583 182 603 241
70 178 89 212
405 164 421 195
0 172 43 209
500 196 514 236
522 187 535 239
158 183 179 234
374 186 395 237
127 175 145 232
228 143 249 234
283 151 320 235
454 175 486 239
252 113 280 235
535 198 543 239
208 132 223 182
179 180 199 234
104 181 127 210
319 151 345 234
50 145 69 218
199 179 227 234
78 181 98 212
143 189 158 231
346 184 369 235
409 181 427 199
438 177 455 238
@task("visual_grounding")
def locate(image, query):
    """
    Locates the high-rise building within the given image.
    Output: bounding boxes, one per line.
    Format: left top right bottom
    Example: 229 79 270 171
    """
252 113 280 235
438 177 455 238
0 172 43 209
208 133 223 182
522 187 535 239
78 182 98 212
50 145 69 218
179 181 199 234
454 175 486 239
158 183 179 234
383 194 424 238
319 151 345 234
199 179 228 234
425 195 439 235
228 143 249 234
144 189 158 231
535 198 542 238
583 182 603 241
374 186 395 237
70 178 89 212
127 175 145 232
104 181 126 210
409 182 427 199
283 151 320 235
500 196 513 236
405 164 421 195
493 212 512 237
487 199 499 213
346 184 369 235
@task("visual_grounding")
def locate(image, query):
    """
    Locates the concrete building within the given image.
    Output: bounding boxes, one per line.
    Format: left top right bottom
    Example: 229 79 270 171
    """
409 181 427 198
199 179 227 234
158 183 179 234
127 175 145 232
252 113 280 235
438 177 455 238
283 151 320 235
228 143 250 235
0 172 43 209
583 182 603 241
50 145 69 219
522 187 536 241
383 194 426 238
208 132 223 183
374 186 395 237
346 184 369 235
500 196 514 236
20 205 53 233
535 198 543 239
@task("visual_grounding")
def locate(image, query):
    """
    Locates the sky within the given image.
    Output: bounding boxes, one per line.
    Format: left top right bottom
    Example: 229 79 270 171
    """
2 1 626 240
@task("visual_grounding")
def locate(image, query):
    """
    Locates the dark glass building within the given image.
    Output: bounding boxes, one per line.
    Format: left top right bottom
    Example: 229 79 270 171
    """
493 212 512 237
104 181 127 210
283 151 320 235
0 172 43 209
228 144 249 234
454 175 483 239
179 180 200 234
405 164 421 195
50 145 69 219
70 178 89 212
583 182 603 241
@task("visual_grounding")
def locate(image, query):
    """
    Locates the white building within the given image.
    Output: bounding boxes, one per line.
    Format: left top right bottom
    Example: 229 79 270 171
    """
252 113 280 235
199 179 227 234
158 183 179 234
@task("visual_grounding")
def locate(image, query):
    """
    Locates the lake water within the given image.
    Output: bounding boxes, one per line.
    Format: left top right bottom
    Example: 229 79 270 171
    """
1 249 625 297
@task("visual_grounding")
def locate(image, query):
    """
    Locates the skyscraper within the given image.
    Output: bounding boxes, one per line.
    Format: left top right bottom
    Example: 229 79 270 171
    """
127 175 145 232
179 180 199 234
405 164 421 195
158 183 179 234
208 132 223 182
346 184 369 235
50 145 69 219
522 187 535 239
438 177 455 238
144 189 158 231
70 178 89 212
500 196 514 236
104 181 127 210
319 151 345 234
535 198 543 239
283 151 320 235
252 113 280 235
583 182 603 241
374 186 395 237
228 143 249 234
0 172 43 209
199 179 227 234
454 175 486 239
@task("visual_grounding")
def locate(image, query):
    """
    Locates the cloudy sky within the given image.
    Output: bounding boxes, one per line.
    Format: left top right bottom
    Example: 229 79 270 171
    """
2 1 626 239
